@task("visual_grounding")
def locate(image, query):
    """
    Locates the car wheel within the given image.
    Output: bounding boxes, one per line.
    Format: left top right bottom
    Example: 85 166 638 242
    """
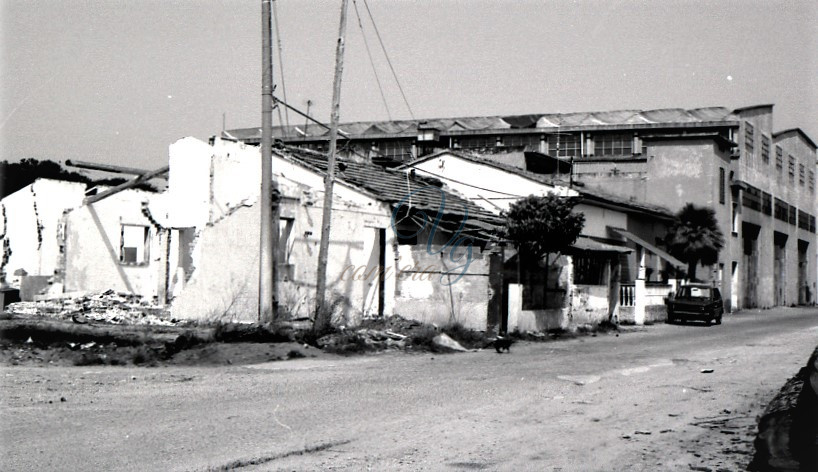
715 310 722 325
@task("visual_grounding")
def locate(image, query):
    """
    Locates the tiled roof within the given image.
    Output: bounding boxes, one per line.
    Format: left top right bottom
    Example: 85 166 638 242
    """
275 145 504 236
226 106 743 142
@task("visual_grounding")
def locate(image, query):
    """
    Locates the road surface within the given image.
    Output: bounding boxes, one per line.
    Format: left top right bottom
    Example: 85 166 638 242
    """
2 307 817 471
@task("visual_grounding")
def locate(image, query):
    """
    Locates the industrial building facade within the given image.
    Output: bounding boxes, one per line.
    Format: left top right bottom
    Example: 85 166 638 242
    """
227 104 817 312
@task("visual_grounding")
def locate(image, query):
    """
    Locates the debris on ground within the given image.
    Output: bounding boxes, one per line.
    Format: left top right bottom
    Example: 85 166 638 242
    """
431 333 468 352
5 290 175 326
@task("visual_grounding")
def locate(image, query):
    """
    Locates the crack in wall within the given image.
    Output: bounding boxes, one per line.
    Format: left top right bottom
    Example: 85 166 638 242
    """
30 186 44 250
0 202 8 282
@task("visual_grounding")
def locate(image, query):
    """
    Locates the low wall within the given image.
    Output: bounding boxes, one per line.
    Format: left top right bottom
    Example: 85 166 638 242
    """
570 284 610 326
507 284 566 331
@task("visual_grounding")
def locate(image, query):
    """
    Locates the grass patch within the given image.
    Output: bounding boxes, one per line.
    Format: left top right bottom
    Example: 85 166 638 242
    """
408 325 439 349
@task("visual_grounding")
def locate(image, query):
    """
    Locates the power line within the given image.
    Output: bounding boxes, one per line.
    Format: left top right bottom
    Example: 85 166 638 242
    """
271 0 290 130
362 0 415 119
352 0 392 120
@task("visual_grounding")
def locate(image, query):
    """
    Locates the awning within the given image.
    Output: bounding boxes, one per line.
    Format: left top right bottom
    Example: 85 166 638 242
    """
570 235 632 254
608 227 686 270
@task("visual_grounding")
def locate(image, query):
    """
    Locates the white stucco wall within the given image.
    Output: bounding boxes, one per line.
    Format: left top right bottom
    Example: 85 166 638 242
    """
1 179 86 287
64 189 162 298
167 137 399 323
408 153 577 212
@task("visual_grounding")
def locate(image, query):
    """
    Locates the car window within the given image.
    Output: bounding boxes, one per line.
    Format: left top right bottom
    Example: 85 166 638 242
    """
678 286 712 299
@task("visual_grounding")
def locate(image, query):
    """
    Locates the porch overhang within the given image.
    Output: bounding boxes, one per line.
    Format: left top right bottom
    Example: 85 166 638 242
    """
608 227 686 270
570 235 632 254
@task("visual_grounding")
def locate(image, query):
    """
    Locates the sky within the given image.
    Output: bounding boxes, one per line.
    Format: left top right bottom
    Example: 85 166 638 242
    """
1 0 816 171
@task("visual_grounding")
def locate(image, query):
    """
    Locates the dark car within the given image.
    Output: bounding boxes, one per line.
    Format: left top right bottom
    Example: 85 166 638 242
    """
666 284 724 325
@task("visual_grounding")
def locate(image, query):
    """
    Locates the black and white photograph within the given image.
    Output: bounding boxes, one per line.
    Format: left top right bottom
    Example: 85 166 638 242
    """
1 1 817 470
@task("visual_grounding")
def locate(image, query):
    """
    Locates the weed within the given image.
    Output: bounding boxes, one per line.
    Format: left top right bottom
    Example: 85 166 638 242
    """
442 322 488 349
286 349 305 359
408 324 439 349
73 353 106 366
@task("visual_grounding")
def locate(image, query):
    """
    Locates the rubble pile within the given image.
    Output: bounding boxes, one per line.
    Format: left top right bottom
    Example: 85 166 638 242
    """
5 290 176 326
316 327 408 353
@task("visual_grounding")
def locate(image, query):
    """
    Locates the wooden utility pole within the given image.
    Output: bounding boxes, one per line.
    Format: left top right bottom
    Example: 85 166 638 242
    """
314 0 349 333
259 0 277 322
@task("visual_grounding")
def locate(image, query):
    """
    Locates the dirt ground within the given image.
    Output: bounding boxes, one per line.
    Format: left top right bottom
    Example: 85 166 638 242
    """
2 308 817 471
0 338 328 367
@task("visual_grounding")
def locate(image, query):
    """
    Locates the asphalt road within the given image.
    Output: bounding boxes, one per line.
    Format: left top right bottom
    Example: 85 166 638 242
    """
2 308 817 471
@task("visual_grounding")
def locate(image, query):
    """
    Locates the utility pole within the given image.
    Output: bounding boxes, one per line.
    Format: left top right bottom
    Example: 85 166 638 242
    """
259 0 277 322
314 0 349 333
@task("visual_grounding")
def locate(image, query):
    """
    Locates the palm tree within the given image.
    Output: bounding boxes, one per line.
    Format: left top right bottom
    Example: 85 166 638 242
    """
664 204 725 281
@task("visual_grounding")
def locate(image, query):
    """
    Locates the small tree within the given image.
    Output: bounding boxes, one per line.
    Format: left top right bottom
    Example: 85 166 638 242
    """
663 203 725 281
503 194 585 292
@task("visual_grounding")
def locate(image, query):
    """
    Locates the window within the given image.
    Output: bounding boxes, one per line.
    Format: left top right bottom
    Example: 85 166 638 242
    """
762 192 772 216
379 141 412 160
788 155 796 183
549 134 581 158
775 146 783 173
741 185 761 212
799 164 805 187
278 218 294 264
732 202 739 234
744 122 754 158
459 136 495 149
719 167 725 204
788 205 797 225
798 210 810 231
594 133 633 157
774 198 789 222
120 225 149 265
573 256 607 285
809 171 815 193
761 135 770 164
678 286 713 299
504 134 540 149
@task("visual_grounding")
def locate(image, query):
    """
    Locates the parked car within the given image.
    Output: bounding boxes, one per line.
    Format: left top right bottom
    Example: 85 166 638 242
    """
666 284 724 325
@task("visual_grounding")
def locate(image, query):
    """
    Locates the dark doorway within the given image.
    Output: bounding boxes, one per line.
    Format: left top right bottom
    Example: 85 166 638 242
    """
378 228 386 318
798 239 809 305
742 223 760 308
773 231 787 306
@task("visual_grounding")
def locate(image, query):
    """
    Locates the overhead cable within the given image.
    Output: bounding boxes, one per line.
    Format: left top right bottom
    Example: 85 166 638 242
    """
362 0 415 119
271 0 291 129
352 0 392 120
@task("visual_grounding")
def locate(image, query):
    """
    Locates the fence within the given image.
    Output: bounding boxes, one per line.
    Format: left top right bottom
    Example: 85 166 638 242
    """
620 284 635 307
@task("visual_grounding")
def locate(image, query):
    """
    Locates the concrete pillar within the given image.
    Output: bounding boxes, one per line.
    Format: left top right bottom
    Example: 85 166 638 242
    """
634 279 646 325
507 283 522 332
634 247 647 325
